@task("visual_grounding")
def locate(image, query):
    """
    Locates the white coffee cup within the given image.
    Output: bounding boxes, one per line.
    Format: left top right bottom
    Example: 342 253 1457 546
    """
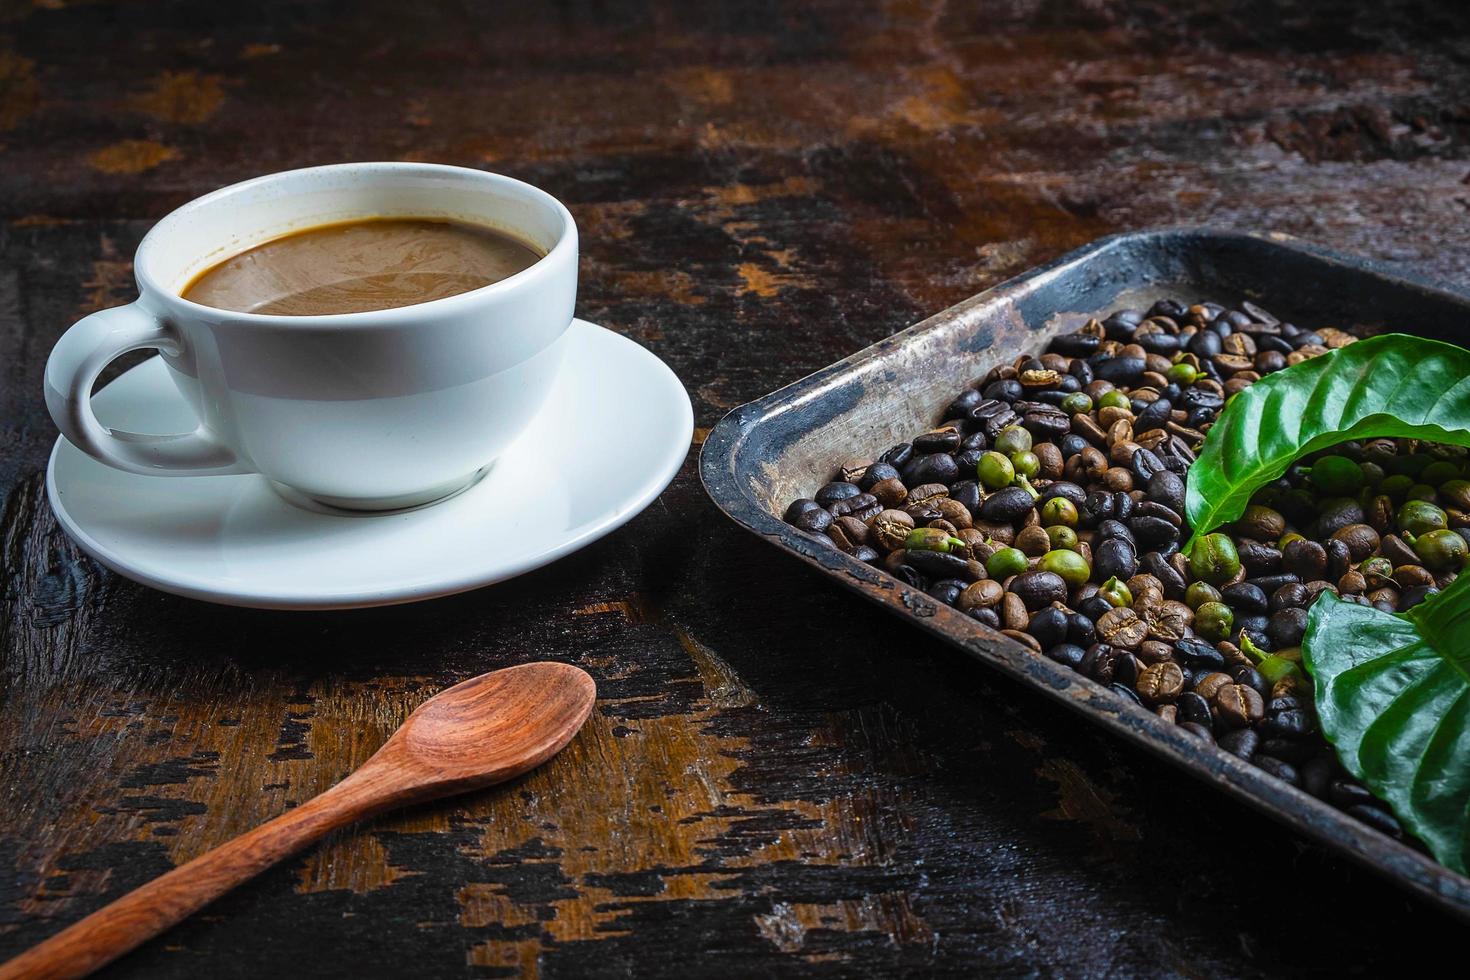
44 162 577 510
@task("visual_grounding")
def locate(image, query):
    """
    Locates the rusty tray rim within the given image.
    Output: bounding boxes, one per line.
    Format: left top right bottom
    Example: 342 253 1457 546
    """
699 227 1470 920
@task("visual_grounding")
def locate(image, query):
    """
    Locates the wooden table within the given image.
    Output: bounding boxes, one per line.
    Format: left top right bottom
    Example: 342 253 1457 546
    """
3 2 1465 975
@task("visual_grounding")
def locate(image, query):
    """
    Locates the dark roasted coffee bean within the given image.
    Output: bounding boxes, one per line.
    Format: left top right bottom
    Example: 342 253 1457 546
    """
903 549 970 579
950 480 982 516
851 545 882 565
1179 721 1215 743
1134 397 1172 434
1094 537 1138 582
1114 652 1141 688
1269 582 1310 611
1050 332 1100 357
913 429 962 454
1097 519 1135 544
1315 498 1365 539
1267 607 1308 648
1259 709 1315 738
879 443 913 468
945 389 984 419
1027 606 1070 649
1236 540 1282 574
1245 572 1301 595
1137 331 1180 355
1094 355 1146 384
969 606 1001 628
1235 617 1270 648
1081 490 1116 525
1146 470 1186 513
1077 595 1114 621
927 579 965 606
1111 682 1144 706
1067 612 1097 647
1046 643 1088 670
1324 538 1352 581
1187 330 1222 358
1330 780 1376 809
1129 516 1178 549
1176 691 1212 727
960 431 989 452
1143 551 1186 596
1059 433 1090 458
858 462 901 491
785 500 833 533
1112 492 1134 522
1268 695 1302 714
1221 583 1268 613
1020 407 1069 441
1347 804 1403 838
893 565 924 588
1038 481 1088 508
1254 755 1299 786
953 448 983 474
983 379 1023 404
1301 754 1335 799
1218 728 1259 761
1230 665 1270 700
1260 738 1315 763
1128 447 1165 484
815 482 862 506
980 407 1023 440
980 487 1036 522
1135 500 1181 527
1010 571 1068 609
1175 638 1226 672
830 492 878 519
901 453 959 486
1401 585 1440 610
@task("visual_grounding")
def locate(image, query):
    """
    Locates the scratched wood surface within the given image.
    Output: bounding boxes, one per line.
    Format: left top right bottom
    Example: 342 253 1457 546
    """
2 1 1468 976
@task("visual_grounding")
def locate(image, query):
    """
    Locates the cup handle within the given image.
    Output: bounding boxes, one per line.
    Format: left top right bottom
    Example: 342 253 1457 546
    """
45 303 248 476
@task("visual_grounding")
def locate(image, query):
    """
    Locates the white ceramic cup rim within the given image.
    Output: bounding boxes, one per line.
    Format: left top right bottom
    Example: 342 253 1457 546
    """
133 162 577 325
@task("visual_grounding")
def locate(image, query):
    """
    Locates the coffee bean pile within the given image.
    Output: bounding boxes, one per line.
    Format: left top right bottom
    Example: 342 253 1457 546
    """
784 298 1470 840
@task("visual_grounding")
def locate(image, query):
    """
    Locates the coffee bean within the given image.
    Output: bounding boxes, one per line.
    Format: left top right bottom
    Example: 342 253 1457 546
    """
980 487 1036 522
1267 607 1308 648
1027 606 1070 649
1215 683 1265 728
1176 691 1212 727
1174 638 1225 672
1046 643 1088 670
1220 582 1267 613
1136 661 1185 703
1346 804 1402 838
785 499 833 533
1254 755 1299 786
901 453 959 486
1010 571 1068 609
1218 728 1259 761
879 443 913 468
1097 607 1147 648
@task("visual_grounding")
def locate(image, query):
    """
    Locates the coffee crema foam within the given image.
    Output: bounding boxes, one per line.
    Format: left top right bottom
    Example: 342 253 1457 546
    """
182 217 543 316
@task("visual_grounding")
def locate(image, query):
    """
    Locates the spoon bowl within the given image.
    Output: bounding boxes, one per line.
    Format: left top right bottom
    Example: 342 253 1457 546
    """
384 661 598 796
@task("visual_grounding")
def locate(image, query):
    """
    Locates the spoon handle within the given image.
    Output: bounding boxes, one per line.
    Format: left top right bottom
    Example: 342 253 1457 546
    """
0 779 379 980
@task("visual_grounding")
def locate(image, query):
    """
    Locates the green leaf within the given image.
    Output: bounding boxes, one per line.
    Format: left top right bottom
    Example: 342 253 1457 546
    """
1184 334 1470 545
1304 573 1470 872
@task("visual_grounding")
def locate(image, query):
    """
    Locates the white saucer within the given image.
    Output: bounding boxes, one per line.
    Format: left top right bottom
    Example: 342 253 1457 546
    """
46 319 693 610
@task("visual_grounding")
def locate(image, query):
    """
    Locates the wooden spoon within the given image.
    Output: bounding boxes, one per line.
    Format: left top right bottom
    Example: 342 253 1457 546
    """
0 661 597 980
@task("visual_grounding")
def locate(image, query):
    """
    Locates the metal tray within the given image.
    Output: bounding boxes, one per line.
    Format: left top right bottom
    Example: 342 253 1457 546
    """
699 228 1470 920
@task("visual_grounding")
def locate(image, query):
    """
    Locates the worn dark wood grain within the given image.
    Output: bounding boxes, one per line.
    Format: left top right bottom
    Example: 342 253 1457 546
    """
2 1 1467 976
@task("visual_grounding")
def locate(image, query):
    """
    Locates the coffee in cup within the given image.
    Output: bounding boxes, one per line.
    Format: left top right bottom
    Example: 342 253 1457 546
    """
44 163 578 510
